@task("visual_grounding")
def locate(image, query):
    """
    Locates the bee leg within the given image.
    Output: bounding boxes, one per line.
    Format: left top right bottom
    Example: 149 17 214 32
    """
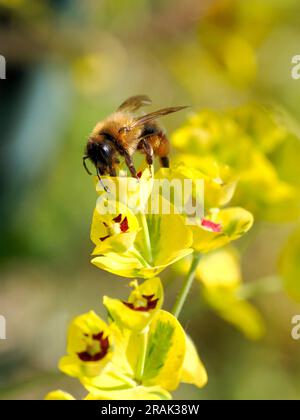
109 166 117 177
124 152 138 179
160 157 170 168
157 135 170 168
140 139 154 176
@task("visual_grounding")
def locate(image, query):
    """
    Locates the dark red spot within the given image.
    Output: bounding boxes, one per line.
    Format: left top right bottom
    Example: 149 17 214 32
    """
201 219 222 233
137 171 143 179
99 214 129 244
122 294 159 312
120 216 129 233
100 235 110 242
77 331 109 362
113 214 122 223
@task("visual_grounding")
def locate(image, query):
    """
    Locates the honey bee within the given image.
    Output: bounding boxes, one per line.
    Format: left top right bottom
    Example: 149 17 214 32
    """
83 95 187 185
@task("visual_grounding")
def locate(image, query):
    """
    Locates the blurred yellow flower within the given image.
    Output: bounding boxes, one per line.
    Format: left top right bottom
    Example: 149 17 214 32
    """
197 248 265 340
172 106 300 222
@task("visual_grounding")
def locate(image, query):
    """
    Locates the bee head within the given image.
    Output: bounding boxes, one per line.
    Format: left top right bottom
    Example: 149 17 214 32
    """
85 136 115 174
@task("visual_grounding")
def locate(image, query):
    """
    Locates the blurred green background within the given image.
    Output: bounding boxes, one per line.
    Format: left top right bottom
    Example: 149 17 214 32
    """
0 0 300 400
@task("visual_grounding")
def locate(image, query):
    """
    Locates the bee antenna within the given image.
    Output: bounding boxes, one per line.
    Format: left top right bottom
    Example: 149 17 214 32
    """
83 156 92 175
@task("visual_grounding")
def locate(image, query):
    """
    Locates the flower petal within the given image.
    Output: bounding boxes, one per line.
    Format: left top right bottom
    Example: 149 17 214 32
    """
141 310 186 391
181 335 208 388
45 390 75 400
191 207 254 253
103 278 163 331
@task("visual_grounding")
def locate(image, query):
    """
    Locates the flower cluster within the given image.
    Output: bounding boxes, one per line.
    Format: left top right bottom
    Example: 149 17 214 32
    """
46 278 207 400
46 116 259 400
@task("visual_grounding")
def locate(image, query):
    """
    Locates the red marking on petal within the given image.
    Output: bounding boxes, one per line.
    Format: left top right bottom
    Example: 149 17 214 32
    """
137 171 143 179
100 235 110 242
113 214 122 223
77 331 109 362
120 216 129 233
122 295 159 312
201 219 222 233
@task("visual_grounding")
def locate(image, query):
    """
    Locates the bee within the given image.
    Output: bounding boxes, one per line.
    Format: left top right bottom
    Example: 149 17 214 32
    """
83 95 187 185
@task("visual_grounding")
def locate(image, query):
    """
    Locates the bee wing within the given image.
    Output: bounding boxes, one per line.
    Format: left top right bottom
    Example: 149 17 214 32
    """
129 106 189 128
117 95 152 112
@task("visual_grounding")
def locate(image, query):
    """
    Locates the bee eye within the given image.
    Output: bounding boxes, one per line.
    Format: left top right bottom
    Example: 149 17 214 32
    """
99 143 113 163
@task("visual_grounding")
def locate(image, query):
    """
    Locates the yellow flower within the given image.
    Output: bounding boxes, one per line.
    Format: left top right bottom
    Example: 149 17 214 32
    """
91 199 140 254
92 207 193 279
172 106 300 222
59 311 113 378
103 278 163 331
84 310 190 397
169 153 238 208
49 289 208 400
191 207 254 253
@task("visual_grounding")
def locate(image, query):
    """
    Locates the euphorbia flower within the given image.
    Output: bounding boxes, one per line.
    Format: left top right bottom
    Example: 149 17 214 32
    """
92 205 193 279
171 107 300 222
48 299 208 400
91 199 140 254
85 310 187 395
103 278 163 331
59 311 114 378
191 207 254 253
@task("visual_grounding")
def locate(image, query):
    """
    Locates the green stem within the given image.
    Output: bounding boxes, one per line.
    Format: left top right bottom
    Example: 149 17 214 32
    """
172 253 201 319
138 213 153 264
109 372 137 389
135 327 149 383
129 249 151 268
